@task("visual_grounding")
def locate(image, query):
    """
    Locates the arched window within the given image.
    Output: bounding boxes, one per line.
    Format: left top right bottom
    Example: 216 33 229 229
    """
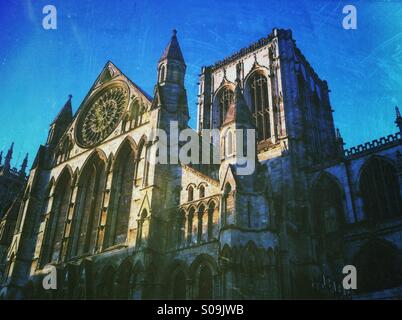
69 153 106 257
198 205 205 242
312 174 344 234
187 208 195 244
136 141 147 186
225 130 233 157
173 270 186 299
199 185 205 198
207 202 215 240
198 264 213 299
219 88 234 126
159 65 165 83
223 183 233 215
136 209 148 247
42 169 72 264
176 210 186 247
248 73 270 141
188 186 194 202
104 142 135 248
129 99 140 128
360 158 401 220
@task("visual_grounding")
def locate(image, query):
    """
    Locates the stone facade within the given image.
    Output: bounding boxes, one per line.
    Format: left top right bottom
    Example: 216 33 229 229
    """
1 28 401 300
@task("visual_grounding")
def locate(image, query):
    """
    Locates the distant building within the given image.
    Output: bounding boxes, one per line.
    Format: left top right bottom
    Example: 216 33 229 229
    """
0 144 28 283
1 29 401 300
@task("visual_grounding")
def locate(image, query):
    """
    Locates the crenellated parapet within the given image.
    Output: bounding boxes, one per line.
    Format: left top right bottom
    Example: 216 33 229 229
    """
344 132 401 158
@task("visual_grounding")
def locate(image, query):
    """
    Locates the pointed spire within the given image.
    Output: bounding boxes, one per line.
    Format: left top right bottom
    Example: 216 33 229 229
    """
20 153 28 177
51 95 73 125
4 142 14 171
395 106 402 134
159 29 185 63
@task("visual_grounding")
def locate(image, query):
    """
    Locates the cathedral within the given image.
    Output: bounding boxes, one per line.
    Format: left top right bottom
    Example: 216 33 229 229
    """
1 28 401 300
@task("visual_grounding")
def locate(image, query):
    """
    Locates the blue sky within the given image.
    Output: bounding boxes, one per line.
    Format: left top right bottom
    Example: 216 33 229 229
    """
1 0 402 168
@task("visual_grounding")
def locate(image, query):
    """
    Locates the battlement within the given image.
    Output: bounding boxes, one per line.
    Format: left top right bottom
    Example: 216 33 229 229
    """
344 132 401 158
207 29 293 71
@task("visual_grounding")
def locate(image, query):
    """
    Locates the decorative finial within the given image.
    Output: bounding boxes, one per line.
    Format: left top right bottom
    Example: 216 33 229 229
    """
336 128 342 139
68 94 73 100
20 153 28 176
172 29 177 37
4 142 14 171
395 106 402 134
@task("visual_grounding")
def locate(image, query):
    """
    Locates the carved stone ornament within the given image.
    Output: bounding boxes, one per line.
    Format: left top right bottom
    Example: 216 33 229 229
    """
76 85 128 147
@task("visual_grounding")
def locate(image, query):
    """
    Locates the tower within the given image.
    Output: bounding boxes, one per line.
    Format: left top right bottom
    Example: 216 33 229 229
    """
152 30 189 129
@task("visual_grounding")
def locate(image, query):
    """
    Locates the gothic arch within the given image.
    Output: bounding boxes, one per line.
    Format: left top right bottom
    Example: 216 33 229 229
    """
96 265 116 299
186 183 196 190
244 68 271 141
104 139 136 248
199 185 206 198
69 150 107 258
197 182 208 189
166 260 189 299
54 165 73 186
221 127 234 158
41 167 73 264
190 254 217 300
80 148 108 172
159 65 166 82
189 254 218 276
196 201 207 210
311 171 346 234
222 182 234 223
115 258 132 299
135 136 148 186
115 136 138 158
187 185 194 201
241 241 262 273
212 83 235 128
358 156 401 220
353 237 402 292
243 65 269 105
